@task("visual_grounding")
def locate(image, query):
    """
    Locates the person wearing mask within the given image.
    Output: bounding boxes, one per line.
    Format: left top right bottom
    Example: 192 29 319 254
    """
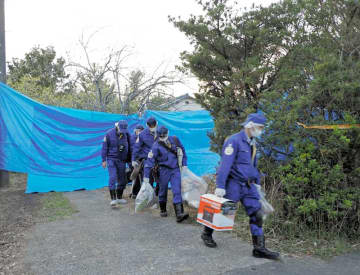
144 126 189 222
101 120 131 207
129 124 144 198
201 113 280 260
132 117 159 196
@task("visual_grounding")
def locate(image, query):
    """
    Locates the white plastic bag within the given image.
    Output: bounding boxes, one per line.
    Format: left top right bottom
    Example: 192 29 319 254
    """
254 184 274 218
181 167 208 209
135 181 156 213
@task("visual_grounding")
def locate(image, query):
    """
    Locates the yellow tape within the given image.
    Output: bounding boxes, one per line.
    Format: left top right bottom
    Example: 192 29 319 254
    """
297 122 360 129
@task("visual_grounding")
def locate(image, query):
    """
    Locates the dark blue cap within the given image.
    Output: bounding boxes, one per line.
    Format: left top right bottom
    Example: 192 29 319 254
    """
135 124 144 130
241 113 267 126
117 120 128 133
157 126 168 137
146 117 157 127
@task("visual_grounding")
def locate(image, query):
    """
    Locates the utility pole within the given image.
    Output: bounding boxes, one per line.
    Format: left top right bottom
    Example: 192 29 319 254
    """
0 0 9 187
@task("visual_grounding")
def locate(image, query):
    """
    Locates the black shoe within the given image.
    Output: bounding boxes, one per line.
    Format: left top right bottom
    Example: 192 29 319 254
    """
252 235 280 260
173 203 189 223
201 233 217 248
116 188 124 200
109 189 116 200
159 201 167 217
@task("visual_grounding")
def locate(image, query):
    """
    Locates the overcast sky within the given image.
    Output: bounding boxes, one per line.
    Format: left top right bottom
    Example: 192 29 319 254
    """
5 0 276 96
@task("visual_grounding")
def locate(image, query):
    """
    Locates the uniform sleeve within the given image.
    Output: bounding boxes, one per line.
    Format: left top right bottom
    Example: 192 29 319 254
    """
177 138 187 167
132 134 142 161
126 133 132 163
101 134 109 162
215 139 237 189
144 146 158 178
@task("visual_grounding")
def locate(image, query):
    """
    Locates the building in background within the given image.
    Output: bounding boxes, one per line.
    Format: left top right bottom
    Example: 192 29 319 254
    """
158 93 203 111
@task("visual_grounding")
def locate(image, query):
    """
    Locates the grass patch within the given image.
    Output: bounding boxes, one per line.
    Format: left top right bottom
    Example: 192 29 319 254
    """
38 192 78 222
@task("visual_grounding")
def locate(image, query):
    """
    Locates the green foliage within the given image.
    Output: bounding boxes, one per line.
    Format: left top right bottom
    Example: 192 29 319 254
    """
8 46 71 92
174 0 360 238
7 46 174 113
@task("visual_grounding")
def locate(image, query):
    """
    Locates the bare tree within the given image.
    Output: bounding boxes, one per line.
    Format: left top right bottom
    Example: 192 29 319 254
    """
68 31 132 112
68 31 185 114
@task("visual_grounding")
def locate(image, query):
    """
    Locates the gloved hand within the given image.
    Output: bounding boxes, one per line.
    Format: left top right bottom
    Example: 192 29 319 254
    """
143 178 150 184
132 161 139 167
125 167 131 173
214 188 226 198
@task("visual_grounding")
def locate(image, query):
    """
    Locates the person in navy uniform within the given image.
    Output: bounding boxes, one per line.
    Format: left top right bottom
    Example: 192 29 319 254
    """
101 120 131 207
144 126 189 222
129 124 144 198
201 113 279 260
130 124 144 151
132 117 159 195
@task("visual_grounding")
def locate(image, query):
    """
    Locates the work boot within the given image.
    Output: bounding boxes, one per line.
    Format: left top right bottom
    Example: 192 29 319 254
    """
109 190 117 207
252 235 280 260
159 201 167 217
173 203 189 223
116 188 127 204
201 226 217 248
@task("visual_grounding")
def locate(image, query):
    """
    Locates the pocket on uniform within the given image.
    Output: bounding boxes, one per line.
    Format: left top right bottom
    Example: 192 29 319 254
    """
236 150 251 164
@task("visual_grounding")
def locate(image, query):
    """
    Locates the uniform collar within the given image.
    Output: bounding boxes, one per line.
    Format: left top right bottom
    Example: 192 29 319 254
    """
240 130 255 145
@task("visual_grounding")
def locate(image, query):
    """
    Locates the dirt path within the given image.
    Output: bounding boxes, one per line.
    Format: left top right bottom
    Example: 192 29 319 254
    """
22 188 269 275
0 174 41 275
2 175 360 275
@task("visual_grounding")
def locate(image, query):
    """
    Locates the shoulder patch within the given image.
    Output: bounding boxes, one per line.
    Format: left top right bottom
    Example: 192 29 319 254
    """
148 150 153 159
224 144 234 155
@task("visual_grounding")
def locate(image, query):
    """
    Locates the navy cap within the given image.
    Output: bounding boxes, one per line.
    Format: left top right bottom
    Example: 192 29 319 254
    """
117 120 128 133
146 117 157 127
241 113 267 126
157 126 168 137
135 124 144 130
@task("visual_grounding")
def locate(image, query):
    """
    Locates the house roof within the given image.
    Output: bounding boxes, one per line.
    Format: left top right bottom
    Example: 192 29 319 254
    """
158 93 196 109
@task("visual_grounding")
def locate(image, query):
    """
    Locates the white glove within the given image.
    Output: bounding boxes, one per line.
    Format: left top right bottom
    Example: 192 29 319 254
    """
132 161 139 167
143 178 149 184
214 188 226 198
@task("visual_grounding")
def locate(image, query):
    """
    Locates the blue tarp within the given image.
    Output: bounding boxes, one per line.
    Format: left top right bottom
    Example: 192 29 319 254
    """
0 83 219 193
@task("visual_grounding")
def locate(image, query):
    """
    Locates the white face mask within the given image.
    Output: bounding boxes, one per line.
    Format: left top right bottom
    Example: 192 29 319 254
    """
149 126 157 133
250 128 263 138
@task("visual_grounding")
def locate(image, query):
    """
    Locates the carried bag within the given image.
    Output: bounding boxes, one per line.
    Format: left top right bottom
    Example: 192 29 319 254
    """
181 167 208 209
254 184 274 219
135 180 156 213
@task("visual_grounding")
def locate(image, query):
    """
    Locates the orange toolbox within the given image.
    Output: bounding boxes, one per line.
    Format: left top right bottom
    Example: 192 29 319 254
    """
197 194 237 231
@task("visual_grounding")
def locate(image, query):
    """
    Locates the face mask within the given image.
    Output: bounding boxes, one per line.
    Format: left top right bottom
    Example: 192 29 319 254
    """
250 128 263 138
149 126 157 133
159 135 168 142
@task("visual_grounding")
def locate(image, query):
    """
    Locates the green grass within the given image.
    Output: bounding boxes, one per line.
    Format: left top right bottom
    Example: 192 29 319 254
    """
38 192 78 222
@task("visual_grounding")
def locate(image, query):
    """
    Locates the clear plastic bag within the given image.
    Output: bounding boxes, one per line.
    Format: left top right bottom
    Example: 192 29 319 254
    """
254 184 274 218
181 167 208 209
135 181 156 213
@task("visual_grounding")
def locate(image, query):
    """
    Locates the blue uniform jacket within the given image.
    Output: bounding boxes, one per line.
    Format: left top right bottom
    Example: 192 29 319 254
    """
144 136 187 178
101 128 131 162
216 130 260 189
132 128 157 161
130 133 138 152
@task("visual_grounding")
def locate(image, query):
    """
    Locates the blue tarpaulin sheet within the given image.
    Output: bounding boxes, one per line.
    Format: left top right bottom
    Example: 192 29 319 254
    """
0 83 219 193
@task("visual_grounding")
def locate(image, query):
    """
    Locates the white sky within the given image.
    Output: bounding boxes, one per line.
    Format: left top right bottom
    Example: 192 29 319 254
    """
5 0 276 96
